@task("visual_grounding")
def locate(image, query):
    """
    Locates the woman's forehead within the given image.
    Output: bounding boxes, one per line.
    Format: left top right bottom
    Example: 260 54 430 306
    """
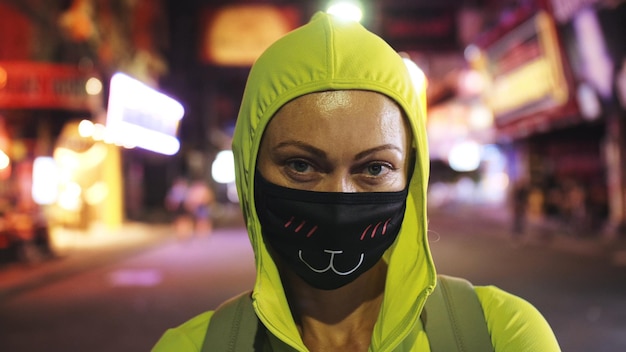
279 90 398 110
269 91 406 126
261 90 412 150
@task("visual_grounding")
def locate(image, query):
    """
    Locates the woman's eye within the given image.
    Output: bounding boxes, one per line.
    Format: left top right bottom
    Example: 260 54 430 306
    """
366 163 389 176
287 160 311 173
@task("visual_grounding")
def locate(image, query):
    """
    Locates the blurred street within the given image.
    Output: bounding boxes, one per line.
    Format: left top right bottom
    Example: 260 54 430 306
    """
0 2 625 351
0 205 625 352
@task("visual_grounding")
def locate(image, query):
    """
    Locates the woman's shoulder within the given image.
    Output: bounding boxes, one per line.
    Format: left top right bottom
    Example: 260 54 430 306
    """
474 285 561 351
151 310 215 352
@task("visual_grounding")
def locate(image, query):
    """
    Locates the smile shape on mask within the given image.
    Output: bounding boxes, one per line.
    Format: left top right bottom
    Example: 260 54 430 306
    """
298 249 364 275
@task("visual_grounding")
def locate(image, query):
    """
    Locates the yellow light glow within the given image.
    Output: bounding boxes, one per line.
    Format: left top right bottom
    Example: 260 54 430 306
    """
54 143 108 171
205 5 294 66
468 104 494 130
489 58 554 114
84 181 109 205
85 77 103 95
92 123 107 141
54 148 80 170
0 149 9 170
0 66 6 89
78 119 95 138
58 182 82 211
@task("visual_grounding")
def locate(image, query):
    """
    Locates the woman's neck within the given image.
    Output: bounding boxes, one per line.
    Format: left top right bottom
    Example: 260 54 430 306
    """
282 261 387 351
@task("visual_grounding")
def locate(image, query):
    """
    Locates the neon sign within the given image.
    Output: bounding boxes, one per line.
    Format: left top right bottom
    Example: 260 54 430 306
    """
106 73 184 155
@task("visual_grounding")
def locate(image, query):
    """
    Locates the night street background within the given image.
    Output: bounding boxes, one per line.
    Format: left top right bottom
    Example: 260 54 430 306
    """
1 206 625 352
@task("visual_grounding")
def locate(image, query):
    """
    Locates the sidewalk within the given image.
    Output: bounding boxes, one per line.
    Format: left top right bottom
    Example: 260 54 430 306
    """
428 202 626 265
0 204 247 301
0 221 174 301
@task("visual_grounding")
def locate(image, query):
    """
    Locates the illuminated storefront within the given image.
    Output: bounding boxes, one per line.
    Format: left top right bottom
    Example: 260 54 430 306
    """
470 0 626 235
0 61 103 260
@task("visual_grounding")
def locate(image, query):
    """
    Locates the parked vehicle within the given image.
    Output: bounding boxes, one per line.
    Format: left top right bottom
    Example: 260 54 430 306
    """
0 208 53 265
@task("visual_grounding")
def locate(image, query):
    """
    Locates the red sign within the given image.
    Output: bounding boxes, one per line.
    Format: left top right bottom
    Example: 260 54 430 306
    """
0 3 32 60
380 8 458 51
0 61 100 111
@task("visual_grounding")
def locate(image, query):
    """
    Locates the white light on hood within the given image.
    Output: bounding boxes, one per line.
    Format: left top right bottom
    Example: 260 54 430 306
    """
327 1 363 22
403 58 427 95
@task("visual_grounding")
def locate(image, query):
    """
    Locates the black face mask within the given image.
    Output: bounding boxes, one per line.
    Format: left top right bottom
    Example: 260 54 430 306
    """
254 174 408 290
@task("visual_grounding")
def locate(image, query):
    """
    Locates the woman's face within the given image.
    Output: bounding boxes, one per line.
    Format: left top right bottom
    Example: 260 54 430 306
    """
257 90 412 193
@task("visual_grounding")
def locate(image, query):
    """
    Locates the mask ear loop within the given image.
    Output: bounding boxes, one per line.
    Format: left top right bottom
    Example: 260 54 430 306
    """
427 228 441 243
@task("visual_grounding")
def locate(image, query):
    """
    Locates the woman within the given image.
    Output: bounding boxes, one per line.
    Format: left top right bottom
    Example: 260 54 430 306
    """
153 12 561 351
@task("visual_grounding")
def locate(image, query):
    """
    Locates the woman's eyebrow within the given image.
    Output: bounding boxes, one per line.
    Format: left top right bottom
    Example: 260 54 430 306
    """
354 144 403 160
273 140 327 159
273 141 401 160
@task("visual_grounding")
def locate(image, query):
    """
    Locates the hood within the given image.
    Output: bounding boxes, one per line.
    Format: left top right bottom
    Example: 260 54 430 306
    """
232 12 436 351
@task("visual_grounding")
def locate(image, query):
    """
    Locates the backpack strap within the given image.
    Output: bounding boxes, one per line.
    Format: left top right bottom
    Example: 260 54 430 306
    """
422 275 494 352
202 291 262 352
204 276 493 352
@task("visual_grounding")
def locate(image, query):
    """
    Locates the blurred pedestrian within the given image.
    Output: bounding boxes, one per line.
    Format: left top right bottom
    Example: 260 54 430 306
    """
184 179 215 237
510 178 529 239
165 177 193 240
562 179 587 236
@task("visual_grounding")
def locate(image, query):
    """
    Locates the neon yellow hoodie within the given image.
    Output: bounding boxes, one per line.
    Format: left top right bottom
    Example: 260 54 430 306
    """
153 12 560 352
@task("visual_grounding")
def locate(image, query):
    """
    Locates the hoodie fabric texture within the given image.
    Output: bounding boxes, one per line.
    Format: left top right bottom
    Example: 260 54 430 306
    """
153 12 561 351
